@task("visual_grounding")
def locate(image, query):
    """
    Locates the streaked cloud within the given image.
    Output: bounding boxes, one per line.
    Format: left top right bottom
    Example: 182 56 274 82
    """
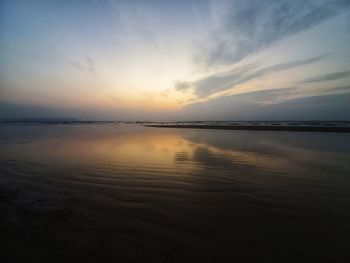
181 89 350 121
302 70 350 83
176 54 329 97
200 0 350 66
328 85 350 92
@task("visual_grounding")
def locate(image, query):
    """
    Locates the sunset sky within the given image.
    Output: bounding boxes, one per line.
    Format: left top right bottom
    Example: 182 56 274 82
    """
1 0 350 120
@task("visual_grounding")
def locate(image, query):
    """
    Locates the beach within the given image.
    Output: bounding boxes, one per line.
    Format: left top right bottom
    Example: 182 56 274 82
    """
1 123 350 262
145 123 350 132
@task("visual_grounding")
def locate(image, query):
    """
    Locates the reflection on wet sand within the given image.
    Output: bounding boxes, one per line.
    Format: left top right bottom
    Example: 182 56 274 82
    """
1 124 329 176
1 124 350 262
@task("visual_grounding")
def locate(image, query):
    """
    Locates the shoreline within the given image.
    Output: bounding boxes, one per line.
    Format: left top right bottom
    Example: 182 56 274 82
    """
145 124 350 133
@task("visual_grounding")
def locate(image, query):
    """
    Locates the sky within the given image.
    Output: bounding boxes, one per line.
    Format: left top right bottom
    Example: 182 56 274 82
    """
1 0 350 120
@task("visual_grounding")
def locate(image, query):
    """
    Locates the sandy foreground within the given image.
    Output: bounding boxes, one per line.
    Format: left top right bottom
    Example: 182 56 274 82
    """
1 169 350 263
1 124 350 262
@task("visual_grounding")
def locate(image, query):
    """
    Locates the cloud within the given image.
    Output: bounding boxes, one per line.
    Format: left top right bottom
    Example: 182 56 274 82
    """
217 87 302 105
302 70 350 83
200 0 350 66
328 85 350 92
174 81 191 91
177 53 328 97
68 55 97 74
181 89 350 121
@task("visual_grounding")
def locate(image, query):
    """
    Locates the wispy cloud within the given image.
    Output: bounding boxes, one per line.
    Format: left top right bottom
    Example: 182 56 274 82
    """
301 70 350 83
328 85 350 93
182 88 350 121
68 55 97 74
174 81 191 91
177 54 329 98
200 0 350 67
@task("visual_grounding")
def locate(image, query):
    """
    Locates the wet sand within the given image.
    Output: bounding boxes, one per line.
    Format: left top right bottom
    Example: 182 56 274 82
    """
1 124 350 262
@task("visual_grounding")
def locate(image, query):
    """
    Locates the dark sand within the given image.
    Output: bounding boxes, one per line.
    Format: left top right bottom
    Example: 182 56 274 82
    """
145 124 350 132
1 124 350 262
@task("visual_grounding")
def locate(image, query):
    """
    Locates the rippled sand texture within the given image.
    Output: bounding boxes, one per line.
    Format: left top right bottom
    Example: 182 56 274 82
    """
1 124 350 262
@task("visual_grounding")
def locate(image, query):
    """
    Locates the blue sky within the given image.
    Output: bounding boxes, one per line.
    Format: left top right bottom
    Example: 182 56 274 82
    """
1 0 350 120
